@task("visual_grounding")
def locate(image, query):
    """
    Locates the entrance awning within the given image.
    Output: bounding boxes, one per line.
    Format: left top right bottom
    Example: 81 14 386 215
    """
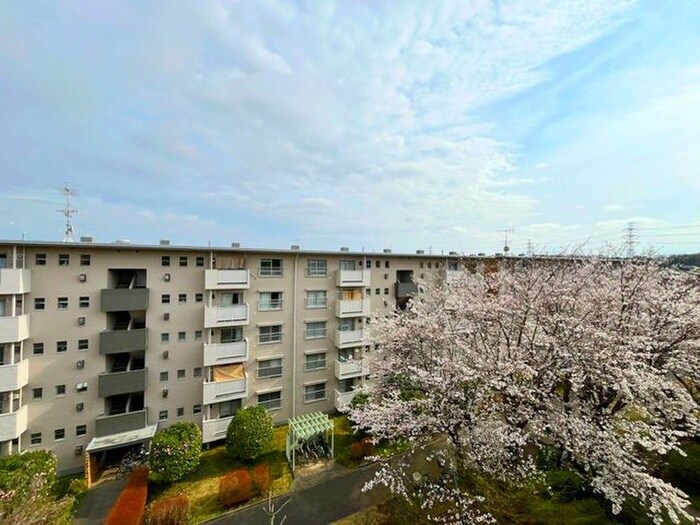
86 424 158 453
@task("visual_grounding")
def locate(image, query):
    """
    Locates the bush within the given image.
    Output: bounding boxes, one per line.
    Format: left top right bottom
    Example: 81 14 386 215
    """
664 441 700 492
350 442 364 460
147 494 189 525
251 464 270 495
105 468 149 525
149 422 202 483
226 406 274 462
545 470 586 502
0 450 58 499
219 469 253 508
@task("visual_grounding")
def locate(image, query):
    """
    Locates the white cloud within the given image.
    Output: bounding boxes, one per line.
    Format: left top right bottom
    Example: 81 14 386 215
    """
604 204 624 211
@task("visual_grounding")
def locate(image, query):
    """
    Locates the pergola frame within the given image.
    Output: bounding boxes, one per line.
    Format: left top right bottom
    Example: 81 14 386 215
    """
285 411 334 472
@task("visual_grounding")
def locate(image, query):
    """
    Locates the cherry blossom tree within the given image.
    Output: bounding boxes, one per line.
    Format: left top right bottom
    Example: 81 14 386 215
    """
351 256 700 524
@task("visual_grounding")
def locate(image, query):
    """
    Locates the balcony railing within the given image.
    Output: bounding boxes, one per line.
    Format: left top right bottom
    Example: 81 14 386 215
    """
0 405 27 442
204 304 249 328
205 269 250 290
0 269 30 295
334 389 356 412
334 329 365 349
0 314 29 344
334 358 369 380
336 269 370 288
95 409 148 438
98 368 147 397
203 375 248 405
0 359 29 392
335 298 370 318
99 328 148 355
100 288 149 312
202 416 235 443
203 339 248 367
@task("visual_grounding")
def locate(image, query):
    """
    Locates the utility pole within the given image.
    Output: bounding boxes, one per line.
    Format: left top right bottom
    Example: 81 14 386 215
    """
57 184 78 242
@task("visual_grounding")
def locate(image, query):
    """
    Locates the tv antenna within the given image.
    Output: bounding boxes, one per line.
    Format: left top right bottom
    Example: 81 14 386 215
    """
57 184 77 242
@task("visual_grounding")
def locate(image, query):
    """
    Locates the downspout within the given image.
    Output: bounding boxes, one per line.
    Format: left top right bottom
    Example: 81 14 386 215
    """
292 253 298 417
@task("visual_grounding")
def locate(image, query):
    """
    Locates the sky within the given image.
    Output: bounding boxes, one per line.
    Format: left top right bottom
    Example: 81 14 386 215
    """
1 1 699 255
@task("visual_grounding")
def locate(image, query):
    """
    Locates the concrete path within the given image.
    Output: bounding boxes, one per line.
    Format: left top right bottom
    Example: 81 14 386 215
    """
73 478 126 525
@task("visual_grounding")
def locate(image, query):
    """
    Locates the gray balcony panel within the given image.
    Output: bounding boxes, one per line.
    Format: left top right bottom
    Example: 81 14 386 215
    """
395 282 418 298
100 288 150 312
95 409 148 437
98 369 147 397
99 328 148 355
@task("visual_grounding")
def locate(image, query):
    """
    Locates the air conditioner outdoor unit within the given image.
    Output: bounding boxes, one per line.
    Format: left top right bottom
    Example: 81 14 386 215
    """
162 350 169 359
79 273 87 282
74 446 83 456
75 402 84 411
76 360 85 369
78 316 86 325
163 312 170 321
164 273 171 281
162 388 168 398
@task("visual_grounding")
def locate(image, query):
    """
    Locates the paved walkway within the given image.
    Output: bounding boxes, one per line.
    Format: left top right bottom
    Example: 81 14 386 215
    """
73 477 126 525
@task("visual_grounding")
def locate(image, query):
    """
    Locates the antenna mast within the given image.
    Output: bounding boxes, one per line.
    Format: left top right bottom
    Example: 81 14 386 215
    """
57 184 77 242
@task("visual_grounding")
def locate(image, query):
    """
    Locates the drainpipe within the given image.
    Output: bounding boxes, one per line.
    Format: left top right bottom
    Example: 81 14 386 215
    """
292 253 298 417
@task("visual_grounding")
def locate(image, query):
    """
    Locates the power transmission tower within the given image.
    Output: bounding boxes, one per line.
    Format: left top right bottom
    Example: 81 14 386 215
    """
497 228 514 256
57 184 77 242
526 239 534 257
624 222 637 258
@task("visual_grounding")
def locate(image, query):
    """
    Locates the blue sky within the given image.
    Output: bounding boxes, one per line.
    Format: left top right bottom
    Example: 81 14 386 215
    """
1 1 699 255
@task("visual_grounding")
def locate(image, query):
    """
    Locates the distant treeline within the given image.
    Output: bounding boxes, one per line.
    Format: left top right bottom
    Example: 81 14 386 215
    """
666 253 700 267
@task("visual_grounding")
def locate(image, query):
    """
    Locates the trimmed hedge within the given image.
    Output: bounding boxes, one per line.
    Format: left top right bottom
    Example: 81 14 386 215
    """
251 464 270 495
219 469 253 508
149 422 202 483
147 494 189 525
350 442 364 460
105 468 149 525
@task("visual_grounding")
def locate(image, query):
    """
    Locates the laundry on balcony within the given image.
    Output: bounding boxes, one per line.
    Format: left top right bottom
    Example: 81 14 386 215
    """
213 363 245 382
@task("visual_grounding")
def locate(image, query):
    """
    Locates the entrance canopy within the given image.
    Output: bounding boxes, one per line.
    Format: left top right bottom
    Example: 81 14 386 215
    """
86 424 158 453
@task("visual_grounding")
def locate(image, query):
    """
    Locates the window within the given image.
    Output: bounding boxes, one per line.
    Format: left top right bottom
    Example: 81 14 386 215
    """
57 297 68 309
306 290 327 308
195 293 203 303
59 254 70 266
55 384 66 396
427 262 432 269
258 358 283 379
448 261 458 271
34 298 45 310
259 291 283 310
161 256 170 267
306 259 327 277
56 341 67 353
76 382 88 393
305 321 326 339
35 253 46 266
193 404 202 414
384 288 389 295
366 260 371 268
177 369 185 379
259 325 282 344
161 333 169 343
76 425 86 436
33 343 44 355
78 339 88 351
80 254 91 266
32 387 43 399
177 407 184 417
160 371 169 382
159 410 168 421
375 261 380 268
178 331 186 342
30 433 42 445
194 330 202 341
177 293 186 304
196 256 204 267
259 258 282 277
193 367 202 377
79 296 90 308
161 294 170 304
385 261 390 268
305 352 327 371
179 256 188 267
366 288 371 296
258 391 282 411
304 383 327 403
54 428 65 441
220 400 241 418
221 327 243 343
419 262 424 269
375 288 380 295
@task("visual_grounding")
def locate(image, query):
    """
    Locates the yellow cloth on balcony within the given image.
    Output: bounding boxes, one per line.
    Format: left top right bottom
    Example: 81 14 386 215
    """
213 363 245 382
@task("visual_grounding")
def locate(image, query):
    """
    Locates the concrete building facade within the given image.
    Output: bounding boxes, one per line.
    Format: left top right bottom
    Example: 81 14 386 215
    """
0 240 463 475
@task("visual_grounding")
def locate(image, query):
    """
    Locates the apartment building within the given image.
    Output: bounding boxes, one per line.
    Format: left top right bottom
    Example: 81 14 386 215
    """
0 240 463 476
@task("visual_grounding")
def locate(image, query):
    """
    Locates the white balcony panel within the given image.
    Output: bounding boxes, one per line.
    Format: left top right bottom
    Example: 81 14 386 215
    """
205 269 250 290
203 377 247 405
334 329 365 349
334 358 369 380
0 359 28 392
0 314 29 344
202 416 234 443
0 269 30 295
203 340 248 367
334 390 356 412
204 304 249 328
336 269 370 288
335 299 370 318
0 405 27 442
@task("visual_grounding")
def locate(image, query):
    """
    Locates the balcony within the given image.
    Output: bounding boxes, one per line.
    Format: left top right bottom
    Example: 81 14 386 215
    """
99 328 148 355
395 282 419 299
95 409 148 438
0 359 28 392
202 416 234 443
0 314 29 344
205 269 250 290
203 339 248 367
0 269 30 295
203 376 247 405
334 390 356 412
204 304 249 328
98 369 147 397
100 288 149 312
336 269 370 288
0 405 27 442
335 298 370 318
334 329 365 349
334 358 369 380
